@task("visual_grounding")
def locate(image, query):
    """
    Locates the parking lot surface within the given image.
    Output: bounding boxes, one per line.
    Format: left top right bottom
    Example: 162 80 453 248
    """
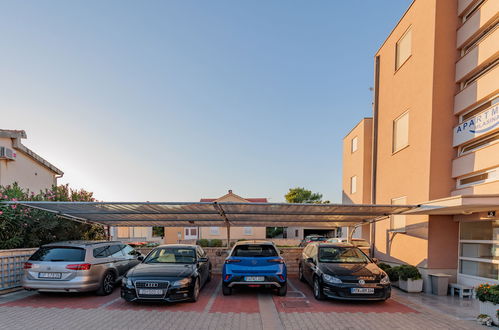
0 277 482 329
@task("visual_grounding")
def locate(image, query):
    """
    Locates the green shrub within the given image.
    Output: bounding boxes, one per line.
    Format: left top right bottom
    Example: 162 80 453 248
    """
476 284 499 305
210 239 223 247
197 239 209 247
378 263 392 272
386 267 400 282
398 265 422 281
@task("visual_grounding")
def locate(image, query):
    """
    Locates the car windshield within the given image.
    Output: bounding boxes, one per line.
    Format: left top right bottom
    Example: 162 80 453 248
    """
29 247 86 262
144 247 196 264
318 247 370 263
309 237 326 241
232 244 278 257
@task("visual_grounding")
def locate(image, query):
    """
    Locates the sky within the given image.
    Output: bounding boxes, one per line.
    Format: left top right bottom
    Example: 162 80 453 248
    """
0 0 412 203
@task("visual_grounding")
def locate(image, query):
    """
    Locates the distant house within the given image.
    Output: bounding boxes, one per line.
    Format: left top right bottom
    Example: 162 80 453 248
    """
164 190 267 244
0 129 63 192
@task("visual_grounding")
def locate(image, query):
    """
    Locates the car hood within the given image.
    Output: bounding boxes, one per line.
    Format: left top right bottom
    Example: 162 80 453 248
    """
127 263 195 278
319 262 382 278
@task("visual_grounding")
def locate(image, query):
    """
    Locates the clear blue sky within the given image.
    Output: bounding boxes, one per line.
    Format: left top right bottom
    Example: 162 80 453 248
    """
1 1 412 203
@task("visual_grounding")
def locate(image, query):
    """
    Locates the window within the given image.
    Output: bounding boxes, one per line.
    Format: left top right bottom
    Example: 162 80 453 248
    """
295 229 299 237
108 244 125 258
351 136 358 153
117 227 130 238
93 246 110 258
459 220 499 280
350 176 357 194
132 227 148 238
462 95 498 120
395 27 412 70
391 197 407 232
459 132 499 156
458 167 498 188
210 227 220 235
232 244 278 257
30 247 85 262
243 227 253 236
462 58 499 90
393 112 409 153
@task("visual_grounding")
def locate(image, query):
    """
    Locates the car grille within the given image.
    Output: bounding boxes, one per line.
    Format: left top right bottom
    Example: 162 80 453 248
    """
134 280 170 289
341 277 378 284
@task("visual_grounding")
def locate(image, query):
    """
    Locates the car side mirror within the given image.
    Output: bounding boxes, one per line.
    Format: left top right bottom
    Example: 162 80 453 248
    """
372 257 379 264
137 256 144 262
198 257 208 263
306 257 315 264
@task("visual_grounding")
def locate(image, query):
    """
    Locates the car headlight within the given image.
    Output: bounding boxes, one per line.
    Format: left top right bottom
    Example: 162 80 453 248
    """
380 274 390 285
172 278 191 287
323 274 342 284
125 278 133 286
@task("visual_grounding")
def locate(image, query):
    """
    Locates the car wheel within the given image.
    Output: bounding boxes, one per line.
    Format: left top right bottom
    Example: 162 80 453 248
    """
222 283 232 296
96 271 115 296
277 282 287 296
298 264 305 282
313 276 325 300
189 278 200 302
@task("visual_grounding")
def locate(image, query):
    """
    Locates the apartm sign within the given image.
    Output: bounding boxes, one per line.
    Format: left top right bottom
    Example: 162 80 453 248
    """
453 104 498 147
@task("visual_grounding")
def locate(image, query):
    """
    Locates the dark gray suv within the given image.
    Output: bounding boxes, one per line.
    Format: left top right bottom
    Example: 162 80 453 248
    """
22 241 142 295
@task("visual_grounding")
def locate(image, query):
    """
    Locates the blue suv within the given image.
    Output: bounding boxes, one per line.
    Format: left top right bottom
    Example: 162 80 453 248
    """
222 240 287 296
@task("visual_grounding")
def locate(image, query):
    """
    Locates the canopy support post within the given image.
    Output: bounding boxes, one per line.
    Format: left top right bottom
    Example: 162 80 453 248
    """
213 202 231 248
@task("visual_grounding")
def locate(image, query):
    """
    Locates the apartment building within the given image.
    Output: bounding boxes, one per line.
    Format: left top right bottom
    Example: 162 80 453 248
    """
343 0 498 290
163 190 267 244
0 129 63 192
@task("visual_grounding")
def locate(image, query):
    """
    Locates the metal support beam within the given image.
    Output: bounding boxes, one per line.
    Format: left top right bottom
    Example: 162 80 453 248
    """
213 202 231 248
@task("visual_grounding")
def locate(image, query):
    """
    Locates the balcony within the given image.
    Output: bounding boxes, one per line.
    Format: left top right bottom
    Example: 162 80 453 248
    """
452 141 499 178
456 27 499 82
454 64 499 114
456 0 499 49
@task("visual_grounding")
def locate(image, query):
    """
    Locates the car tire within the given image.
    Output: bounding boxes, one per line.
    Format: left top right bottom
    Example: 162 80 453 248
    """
313 276 325 300
206 267 212 283
298 264 305 282
277 282 287 296
96 271 115 296
189 278 200 302
222 283 232 296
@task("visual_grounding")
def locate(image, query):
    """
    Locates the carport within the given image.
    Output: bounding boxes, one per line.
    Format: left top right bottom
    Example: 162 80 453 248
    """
3 201 418 254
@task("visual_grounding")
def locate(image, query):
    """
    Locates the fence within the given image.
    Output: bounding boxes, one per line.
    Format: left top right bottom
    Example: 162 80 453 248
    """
0 248 37 292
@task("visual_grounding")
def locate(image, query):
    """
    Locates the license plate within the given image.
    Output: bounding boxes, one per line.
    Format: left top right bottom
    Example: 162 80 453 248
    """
38 272 62 279
351 288 374 294
138 289 163 295
245 276 264 282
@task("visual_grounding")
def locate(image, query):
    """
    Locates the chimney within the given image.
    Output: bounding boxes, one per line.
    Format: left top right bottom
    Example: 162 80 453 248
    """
228 190 233 194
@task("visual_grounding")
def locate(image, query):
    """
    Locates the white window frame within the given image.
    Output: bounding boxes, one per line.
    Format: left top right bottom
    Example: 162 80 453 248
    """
210 227 220 235
458 131 499 156
243 227 253 236
390 196 407 232
457 167 498 188
392 111 409 153
351 136 358 153
350 176 357 194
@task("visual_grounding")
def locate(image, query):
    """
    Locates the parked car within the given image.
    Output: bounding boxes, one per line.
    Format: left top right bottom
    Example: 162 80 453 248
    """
298 242 390 301
299 235 328 247
22 241 142 295
121 244 211 303
222 240 287 296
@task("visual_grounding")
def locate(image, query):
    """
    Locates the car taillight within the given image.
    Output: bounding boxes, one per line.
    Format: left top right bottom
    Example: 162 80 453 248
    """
278 275 285 281
66 263 92 270
23 262 32 269
267 258 284 264
225 259 241 264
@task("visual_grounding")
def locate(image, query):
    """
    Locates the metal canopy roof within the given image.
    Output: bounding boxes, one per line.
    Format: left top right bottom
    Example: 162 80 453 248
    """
4 201 418 228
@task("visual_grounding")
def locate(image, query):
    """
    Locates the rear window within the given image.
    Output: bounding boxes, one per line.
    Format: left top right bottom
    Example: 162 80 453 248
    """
310 237 327 241
29 247 86 262
232 244 278 257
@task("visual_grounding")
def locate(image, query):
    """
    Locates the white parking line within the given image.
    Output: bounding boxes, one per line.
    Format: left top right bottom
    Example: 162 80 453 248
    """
203 280 221 313
99 296 122 308
286 279 306 298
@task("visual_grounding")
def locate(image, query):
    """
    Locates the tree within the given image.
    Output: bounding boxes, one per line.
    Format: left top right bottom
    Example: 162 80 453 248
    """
284 187 330 204
0 183 106 249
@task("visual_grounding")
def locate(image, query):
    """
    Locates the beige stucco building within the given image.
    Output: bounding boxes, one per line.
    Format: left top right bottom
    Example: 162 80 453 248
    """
0 129 63 192
163 190 267 244
343 0 499 290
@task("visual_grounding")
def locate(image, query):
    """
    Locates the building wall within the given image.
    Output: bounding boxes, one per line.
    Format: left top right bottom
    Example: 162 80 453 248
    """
199 226 266 241
0 137 58 193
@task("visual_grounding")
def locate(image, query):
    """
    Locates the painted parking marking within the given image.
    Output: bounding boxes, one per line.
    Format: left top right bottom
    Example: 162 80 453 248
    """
209 285 260 313
273 278 418 313
2 290 120 310
106 277 218 312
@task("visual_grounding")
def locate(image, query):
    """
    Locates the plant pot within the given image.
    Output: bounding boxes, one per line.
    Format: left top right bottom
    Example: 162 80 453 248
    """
399 279 423 293
479 300 499 325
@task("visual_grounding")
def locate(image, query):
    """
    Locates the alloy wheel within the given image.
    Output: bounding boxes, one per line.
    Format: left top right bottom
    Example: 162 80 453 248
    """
103 273 114 294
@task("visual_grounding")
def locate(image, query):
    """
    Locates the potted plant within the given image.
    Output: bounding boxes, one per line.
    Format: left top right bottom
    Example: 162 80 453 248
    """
476 284 499 325
379 263 399 287
398 265 423 292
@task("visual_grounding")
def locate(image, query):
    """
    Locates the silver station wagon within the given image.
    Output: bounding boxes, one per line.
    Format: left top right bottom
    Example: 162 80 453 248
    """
22 241 143 295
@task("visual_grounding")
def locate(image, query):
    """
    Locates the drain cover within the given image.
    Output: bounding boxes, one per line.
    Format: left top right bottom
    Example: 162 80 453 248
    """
281 300 310 308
